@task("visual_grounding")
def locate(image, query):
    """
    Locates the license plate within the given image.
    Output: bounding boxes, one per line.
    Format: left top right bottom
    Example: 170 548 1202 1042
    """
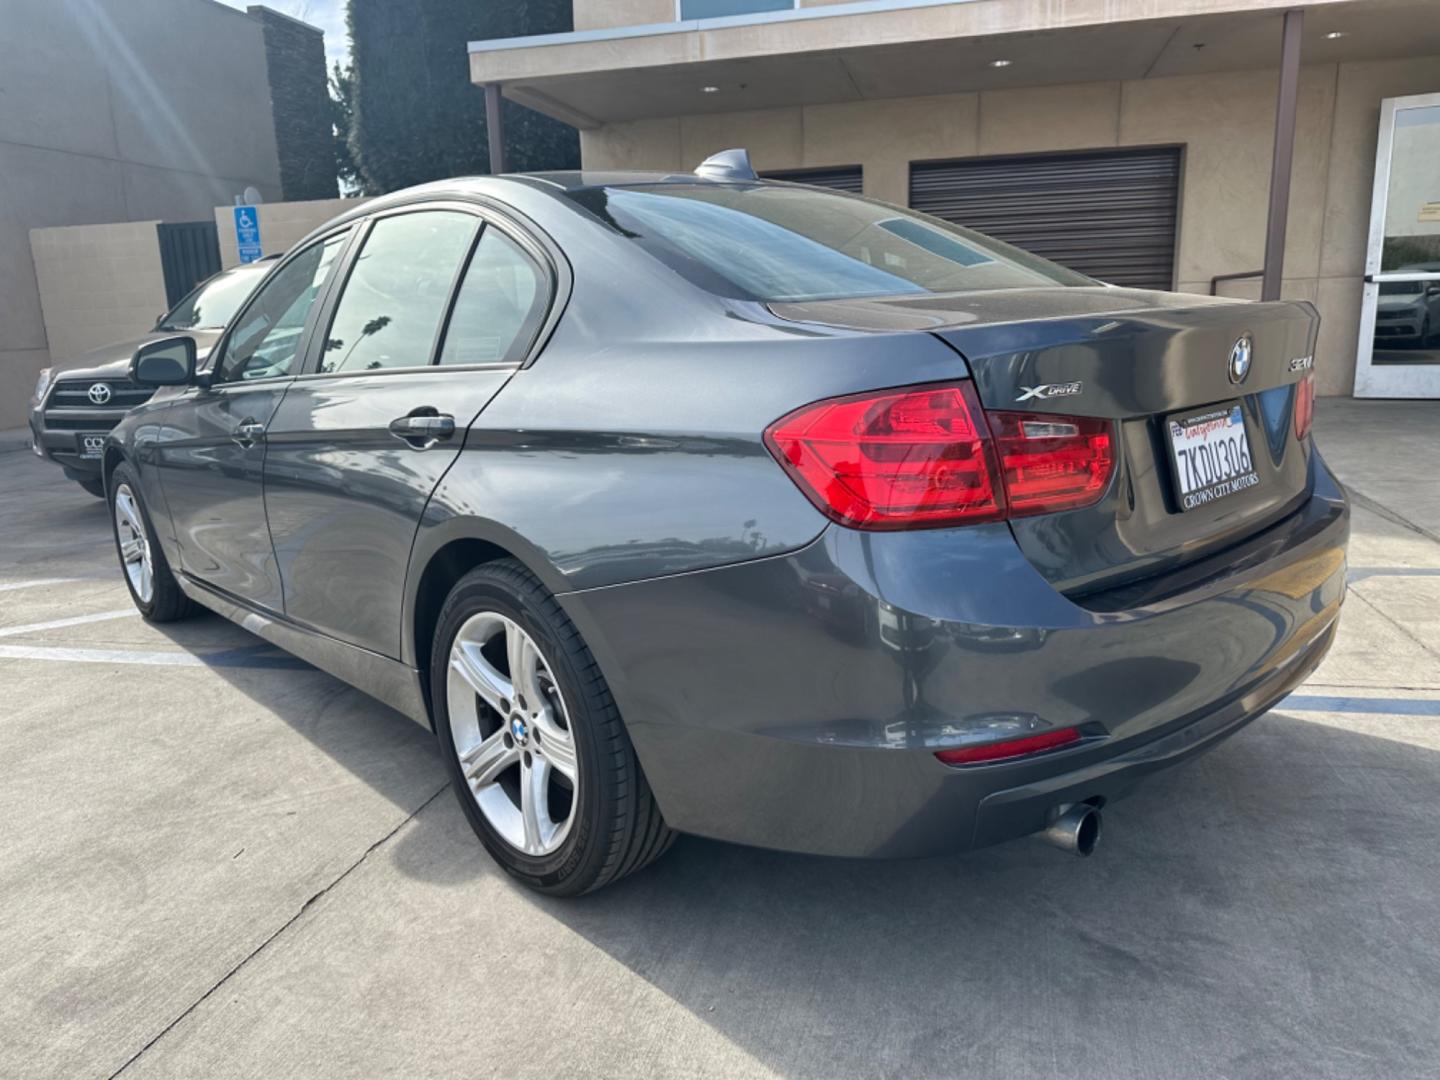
1166 403 1259 511
78 433 107 460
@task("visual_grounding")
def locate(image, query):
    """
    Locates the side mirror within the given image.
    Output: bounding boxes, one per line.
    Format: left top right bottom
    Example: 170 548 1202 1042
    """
130 336 198 387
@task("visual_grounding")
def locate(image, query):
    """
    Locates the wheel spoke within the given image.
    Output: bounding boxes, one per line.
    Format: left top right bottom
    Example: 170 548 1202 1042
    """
507 622 544 707
462 728 517 788
121 538 144 563
116 493 143 537
537 727 578 782
520 756 551 853
451 642 511 715
138 559 153 601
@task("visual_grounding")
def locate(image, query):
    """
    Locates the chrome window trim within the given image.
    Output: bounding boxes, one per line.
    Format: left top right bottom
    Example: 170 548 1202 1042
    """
467 0 983 54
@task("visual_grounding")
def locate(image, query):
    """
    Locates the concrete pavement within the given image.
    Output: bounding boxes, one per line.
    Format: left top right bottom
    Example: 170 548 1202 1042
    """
1 398 1438 1079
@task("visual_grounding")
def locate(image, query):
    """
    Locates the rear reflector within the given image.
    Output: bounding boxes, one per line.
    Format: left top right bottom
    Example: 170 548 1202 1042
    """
1294 372 1315 441
764 380 1114 530
934 726 1082 766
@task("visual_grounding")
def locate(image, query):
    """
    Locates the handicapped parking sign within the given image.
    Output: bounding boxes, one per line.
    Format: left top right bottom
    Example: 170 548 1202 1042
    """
233 206 264 264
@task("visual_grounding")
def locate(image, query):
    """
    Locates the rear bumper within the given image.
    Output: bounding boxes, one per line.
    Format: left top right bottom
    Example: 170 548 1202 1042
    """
562 456 1349 859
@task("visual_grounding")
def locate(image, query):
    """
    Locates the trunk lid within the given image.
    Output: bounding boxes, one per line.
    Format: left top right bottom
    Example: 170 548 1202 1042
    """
769 286 1319 595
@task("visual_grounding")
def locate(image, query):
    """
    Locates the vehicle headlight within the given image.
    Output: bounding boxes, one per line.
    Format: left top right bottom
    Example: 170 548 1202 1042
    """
32 367 53 405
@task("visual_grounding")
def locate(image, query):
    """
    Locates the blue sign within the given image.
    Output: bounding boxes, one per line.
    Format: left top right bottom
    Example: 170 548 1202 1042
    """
233 206 264 264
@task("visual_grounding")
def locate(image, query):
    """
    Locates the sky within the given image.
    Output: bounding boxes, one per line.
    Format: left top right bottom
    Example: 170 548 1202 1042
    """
216 0 351 65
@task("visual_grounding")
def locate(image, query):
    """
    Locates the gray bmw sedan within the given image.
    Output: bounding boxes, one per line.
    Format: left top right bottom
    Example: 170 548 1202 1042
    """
106 151 1347 895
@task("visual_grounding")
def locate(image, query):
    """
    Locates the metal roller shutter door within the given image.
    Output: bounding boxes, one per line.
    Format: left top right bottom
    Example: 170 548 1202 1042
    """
910 148 1181 290
763 166 864 194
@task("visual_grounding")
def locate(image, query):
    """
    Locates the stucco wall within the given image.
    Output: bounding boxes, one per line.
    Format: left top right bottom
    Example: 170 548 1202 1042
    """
215 198 363 268
30 223 170 365
0 0 287 428
580 55 1440 395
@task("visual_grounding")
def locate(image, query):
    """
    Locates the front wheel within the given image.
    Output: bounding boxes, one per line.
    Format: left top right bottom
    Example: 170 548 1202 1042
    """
431 559 674 896
110 462 193 622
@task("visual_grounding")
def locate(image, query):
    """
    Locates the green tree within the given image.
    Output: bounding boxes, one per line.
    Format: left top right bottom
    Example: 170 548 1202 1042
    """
347 0 579 195
329 61 365 195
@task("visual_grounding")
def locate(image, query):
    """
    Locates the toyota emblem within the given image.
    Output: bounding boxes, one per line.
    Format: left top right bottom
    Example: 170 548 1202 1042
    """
1228 336 1253 385
87 382 112 405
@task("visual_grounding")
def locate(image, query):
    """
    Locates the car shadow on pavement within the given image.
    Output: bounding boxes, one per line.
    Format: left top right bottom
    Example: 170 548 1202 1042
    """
149 616 445 814
381 707 1440 1079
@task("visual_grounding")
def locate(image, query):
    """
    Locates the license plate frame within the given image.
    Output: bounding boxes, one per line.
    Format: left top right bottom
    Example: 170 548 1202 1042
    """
1164 402 1260 512
77 432 107 460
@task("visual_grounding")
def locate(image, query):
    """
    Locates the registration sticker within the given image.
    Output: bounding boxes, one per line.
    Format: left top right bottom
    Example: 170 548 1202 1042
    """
1166 404 1260 511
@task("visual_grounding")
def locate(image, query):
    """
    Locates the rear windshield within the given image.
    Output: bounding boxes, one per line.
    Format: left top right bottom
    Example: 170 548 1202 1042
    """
565 182 1093 302
160 265 268 331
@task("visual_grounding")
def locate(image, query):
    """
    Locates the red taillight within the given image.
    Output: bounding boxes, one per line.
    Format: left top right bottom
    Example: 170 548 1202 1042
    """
763 381 1004 529
764 381 1113 530
934 726 1082 766
1294 372 1315 441
985 411 1114 518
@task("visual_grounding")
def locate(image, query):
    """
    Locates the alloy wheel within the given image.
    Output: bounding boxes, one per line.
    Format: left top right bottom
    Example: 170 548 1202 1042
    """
113 484 154 605
447 612 579 857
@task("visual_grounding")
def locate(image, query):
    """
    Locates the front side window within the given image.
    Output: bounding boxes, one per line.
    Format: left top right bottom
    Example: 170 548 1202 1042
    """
319 211 477 374
566 183 1092 303
215 234 347 383
438 229 547 366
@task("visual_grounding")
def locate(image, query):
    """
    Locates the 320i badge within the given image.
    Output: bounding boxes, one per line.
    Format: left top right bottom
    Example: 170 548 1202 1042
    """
101 150 1348 895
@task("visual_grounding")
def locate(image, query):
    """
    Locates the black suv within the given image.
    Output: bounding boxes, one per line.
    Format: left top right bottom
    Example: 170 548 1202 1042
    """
28 259 275 496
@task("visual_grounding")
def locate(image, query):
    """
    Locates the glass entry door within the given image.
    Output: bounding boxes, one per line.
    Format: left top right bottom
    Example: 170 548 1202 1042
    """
1355 93 1440 398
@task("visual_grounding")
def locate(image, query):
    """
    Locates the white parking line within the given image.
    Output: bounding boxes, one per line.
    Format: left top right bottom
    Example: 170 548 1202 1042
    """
0 644 204 667
0 608 138 638
0 578 77 592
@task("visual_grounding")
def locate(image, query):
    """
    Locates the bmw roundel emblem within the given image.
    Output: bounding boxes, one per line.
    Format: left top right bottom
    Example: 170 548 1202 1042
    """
88 382 112 405
1228 336 1253 385
509 715 529 746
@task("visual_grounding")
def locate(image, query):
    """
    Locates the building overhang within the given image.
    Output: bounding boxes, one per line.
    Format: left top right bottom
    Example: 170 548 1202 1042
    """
468 0 1440 129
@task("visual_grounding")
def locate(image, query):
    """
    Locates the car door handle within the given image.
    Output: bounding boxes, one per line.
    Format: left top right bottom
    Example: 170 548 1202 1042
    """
233 418 267 447
389 410 456 450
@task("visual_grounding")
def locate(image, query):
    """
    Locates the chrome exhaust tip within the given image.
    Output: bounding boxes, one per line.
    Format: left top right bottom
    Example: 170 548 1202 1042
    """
1039 803 1102 856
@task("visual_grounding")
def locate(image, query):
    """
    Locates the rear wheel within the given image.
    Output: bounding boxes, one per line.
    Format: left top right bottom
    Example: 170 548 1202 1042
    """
110 462 193 623
431 559 674 896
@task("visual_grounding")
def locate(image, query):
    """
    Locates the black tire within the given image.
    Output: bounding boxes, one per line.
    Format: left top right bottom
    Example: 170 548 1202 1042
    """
431 559 674 896
109 461 194 623
77 477 106 499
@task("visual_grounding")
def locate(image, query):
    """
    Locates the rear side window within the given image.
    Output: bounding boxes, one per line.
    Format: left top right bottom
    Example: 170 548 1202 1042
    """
319 211 477 374
438 228 547 366
566 183 1092 303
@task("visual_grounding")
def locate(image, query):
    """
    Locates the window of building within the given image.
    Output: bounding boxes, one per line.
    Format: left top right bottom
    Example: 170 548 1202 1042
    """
679 0 796 20
319 211 477 374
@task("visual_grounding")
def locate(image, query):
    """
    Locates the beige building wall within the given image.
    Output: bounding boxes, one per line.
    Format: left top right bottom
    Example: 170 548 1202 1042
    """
0 0 287 428
581 54 1440 396
215 198 363 268
29 223 170 368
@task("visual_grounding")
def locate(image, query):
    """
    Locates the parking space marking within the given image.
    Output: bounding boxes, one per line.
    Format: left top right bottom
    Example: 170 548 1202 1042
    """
1283 693 1440 717
0 608 137 638
1348 566 1440 584
0 642 312 671
0 578 77 592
